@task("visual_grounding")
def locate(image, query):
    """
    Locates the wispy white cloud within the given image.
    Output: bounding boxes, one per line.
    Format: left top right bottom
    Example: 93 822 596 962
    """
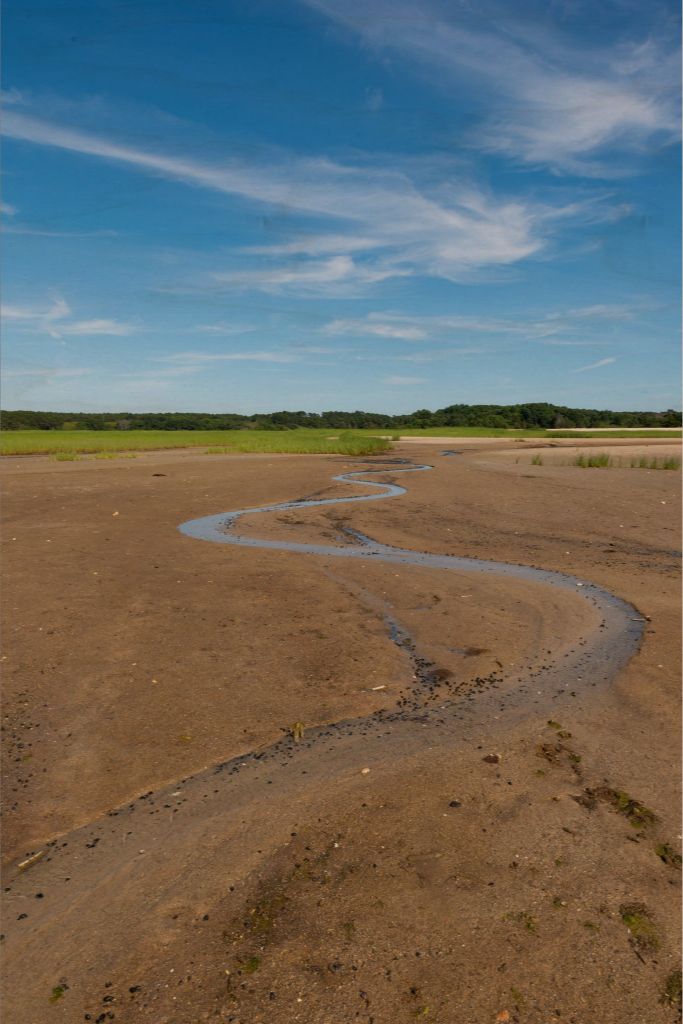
572 356 617 372
2 297 71 338
2 298 71 322
322 304 642 343
327 316 427 340
4 225 118 238
302 0 680 176
2 296 136 338
2 109 608 290
212 255 409 296
1 202 17 216
355 351 444 363
59 319 136 337
545 303 638 322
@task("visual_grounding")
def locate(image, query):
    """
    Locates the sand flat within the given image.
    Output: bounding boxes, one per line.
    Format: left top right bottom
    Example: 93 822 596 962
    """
2 441 680 1023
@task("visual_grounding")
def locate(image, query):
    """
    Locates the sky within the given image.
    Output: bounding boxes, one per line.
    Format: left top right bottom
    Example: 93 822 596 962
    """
2 0 681 414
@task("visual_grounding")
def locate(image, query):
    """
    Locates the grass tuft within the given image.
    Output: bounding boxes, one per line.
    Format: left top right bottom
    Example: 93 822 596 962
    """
568 452 680 470
579 786 657 828
573 452 611 468
654 843 682 869
660 969 683 1011
619 903 659 953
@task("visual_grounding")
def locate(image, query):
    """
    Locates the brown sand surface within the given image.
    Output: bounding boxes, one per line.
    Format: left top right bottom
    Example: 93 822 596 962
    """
1 442 681 1023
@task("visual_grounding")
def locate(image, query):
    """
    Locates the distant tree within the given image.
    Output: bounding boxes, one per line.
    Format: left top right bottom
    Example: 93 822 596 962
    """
1 403 680 431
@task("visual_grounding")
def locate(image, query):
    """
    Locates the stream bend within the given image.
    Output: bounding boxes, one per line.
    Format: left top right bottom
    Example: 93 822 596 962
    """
179 461 644 689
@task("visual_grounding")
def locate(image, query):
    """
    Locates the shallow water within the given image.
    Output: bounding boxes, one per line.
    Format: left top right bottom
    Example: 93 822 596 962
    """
179 461 644 688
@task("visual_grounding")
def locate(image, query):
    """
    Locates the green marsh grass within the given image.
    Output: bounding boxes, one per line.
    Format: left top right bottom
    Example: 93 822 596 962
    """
573 452 611 468
570 452 680 470
1 428 391 458
632 454 681 470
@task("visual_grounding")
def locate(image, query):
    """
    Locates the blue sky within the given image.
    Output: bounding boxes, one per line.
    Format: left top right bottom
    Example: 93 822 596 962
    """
2 0 680 413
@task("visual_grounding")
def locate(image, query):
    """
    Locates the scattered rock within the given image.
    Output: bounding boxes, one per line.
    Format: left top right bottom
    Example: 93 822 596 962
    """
483 753 501 764
449 800 462 808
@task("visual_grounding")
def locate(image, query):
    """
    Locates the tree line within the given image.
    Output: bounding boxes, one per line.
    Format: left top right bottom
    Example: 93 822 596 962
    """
2 403 680 431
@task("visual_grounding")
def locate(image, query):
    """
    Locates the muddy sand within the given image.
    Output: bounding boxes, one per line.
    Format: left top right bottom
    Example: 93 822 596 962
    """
2 440 681 1023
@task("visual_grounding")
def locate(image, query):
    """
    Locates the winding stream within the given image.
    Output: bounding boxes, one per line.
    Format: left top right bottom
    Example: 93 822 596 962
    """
179 459 644 693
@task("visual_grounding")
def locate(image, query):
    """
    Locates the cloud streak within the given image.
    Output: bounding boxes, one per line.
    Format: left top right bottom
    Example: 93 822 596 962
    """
2 296 136 338
4 225 118 238
59 319 136 337
323 304 642 343
572 357 617 373
211 255 409 295
302 0 680 176
3 109 607 290
326 316 427 340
